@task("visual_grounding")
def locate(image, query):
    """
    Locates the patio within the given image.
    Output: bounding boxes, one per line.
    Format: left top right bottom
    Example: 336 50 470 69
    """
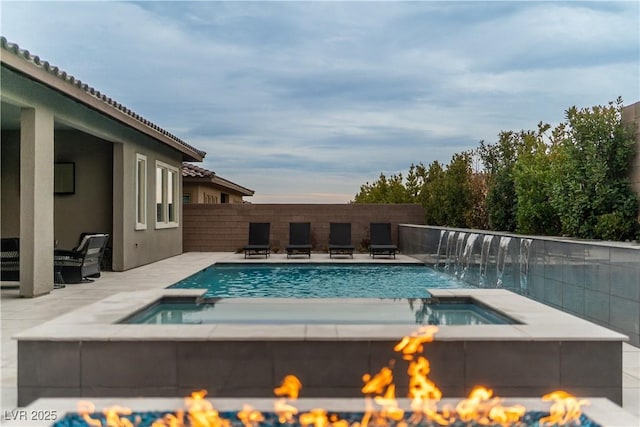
1 252 639 421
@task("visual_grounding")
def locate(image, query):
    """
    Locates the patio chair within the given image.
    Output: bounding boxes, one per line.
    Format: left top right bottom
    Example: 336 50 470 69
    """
328 223 354 258
369 223 397 259
54 234 110 284
0 237 20 281
74 232 111 276
286 222 312 258
243 223 271 258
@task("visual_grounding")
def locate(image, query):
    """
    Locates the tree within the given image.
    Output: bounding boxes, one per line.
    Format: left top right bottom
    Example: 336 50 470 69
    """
549 97 638 240
442 152 475 227
421 161 447 225
405 163 427 203
353 172 410 203
420 154 475 227
512 123 561 235
478 131 523 232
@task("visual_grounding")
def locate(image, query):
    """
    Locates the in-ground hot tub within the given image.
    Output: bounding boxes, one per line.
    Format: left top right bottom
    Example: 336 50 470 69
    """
120 297 520 326
14 289 626 407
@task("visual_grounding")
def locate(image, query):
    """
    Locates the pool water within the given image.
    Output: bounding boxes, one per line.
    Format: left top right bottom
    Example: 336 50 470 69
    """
168 263 465 298
123 298 517 325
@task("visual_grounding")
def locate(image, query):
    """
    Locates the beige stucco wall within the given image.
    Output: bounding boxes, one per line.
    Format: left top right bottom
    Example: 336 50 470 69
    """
1 130 20 236
53 130 113 249
1 130 114 249
183 183 213 204
2 65 185 273
183 182 246 204
113 128 184 271
622 101 640 200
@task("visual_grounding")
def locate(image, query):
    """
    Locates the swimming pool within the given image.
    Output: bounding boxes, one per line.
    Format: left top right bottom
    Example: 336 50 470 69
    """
168 263 466 298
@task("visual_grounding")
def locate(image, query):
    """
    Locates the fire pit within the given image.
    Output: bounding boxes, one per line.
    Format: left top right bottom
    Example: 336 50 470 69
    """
8 396 638 427
10 326 638 427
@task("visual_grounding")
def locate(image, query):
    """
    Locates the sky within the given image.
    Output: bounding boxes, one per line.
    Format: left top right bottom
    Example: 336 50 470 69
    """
1 1 639 203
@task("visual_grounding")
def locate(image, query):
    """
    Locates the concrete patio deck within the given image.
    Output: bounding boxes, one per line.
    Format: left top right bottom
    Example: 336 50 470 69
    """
1 252 639 421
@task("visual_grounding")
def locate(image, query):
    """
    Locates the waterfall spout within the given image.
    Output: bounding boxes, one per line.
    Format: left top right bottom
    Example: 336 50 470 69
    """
479 234 494 287
496 236 512 287
519 238 533 292
454 232 467 277
460 233 479 281
435 230 448 270
444 231 458 272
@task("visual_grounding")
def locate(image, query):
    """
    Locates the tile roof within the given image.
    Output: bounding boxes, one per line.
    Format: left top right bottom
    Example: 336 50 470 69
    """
183 163 254 196
182 163 214 178
0 37 206 160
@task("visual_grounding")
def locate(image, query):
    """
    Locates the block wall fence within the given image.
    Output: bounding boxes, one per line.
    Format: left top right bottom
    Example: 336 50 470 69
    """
183 203 425 252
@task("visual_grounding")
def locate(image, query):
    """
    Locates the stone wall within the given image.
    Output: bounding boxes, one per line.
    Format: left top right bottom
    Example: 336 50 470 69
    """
183 204 425 252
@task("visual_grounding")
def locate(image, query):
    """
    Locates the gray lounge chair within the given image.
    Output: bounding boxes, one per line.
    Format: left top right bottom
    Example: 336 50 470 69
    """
329 223 354 258
243 223 271 258
54 234 110 284
286 222 312 258
369 223 397 259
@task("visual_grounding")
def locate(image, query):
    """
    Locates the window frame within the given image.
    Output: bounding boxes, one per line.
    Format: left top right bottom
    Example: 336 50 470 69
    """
135 153 147 230
155 160 180 229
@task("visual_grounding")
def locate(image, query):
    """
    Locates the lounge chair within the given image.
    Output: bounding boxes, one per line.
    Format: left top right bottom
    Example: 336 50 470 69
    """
329 223 354 258
243 223 271 258
0 237 20 281
286 222 312 258
54 234 110 284
369 223 397 259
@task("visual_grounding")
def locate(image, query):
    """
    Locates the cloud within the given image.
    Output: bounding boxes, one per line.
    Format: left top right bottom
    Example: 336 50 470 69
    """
2 1 638 203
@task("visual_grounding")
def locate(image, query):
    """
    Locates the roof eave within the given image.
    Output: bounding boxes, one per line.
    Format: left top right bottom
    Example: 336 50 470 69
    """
211 176 255 196
1 40 205 162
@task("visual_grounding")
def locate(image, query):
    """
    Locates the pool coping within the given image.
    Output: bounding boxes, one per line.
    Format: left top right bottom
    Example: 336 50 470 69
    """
13 289 628 342
3 396 638 427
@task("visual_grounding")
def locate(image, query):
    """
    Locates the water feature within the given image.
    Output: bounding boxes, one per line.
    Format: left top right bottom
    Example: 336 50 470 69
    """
519 238 533 292
460 233 479 281
453 232 467 277
434 229 448 270
479 234 494 287
496 236 512 287
444 231 458 272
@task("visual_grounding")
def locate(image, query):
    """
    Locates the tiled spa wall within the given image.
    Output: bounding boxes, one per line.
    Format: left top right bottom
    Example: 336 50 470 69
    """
399 224 640 346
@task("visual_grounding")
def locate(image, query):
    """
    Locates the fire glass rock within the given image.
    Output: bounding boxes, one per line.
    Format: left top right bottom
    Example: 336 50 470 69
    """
51 410 601 427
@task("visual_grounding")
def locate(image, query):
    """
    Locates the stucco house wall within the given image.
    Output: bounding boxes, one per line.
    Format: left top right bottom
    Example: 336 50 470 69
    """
115 137 184 271
2 130 113 250
622 101 640 203
183 183 219 204
1 38 204 295
182 183 247 204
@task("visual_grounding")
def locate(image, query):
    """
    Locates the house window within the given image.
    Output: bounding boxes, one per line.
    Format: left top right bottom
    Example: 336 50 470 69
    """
155 161 179 228
135 154 147 230
221 193 229 203
183 193 191 204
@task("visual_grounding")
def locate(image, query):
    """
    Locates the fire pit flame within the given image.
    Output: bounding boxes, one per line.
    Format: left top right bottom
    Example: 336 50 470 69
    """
540 391 590 425
71 326 590 427
274 375 302 423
